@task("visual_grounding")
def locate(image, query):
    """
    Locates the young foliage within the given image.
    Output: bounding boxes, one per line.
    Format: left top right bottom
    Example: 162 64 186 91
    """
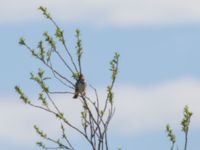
15 6 120 150
166 124 176 150
166 105 193 150
15 86 30 104
181 105 193 150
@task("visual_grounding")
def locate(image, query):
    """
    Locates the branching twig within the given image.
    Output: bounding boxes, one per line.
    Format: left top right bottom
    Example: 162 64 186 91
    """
16 6 120 150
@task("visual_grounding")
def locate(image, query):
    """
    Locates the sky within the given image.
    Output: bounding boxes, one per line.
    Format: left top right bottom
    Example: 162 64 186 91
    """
1 0 200 150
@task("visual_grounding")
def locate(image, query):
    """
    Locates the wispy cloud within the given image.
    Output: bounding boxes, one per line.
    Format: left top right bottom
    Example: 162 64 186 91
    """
113 78 200 135
1 0 200 26
1 78 200 145
0 96 82 144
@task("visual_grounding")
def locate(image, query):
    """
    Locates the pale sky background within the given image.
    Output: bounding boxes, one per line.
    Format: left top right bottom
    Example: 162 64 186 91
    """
1 0 200 150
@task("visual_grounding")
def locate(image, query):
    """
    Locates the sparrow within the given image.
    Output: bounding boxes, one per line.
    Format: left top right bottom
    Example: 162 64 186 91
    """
73 74 86 99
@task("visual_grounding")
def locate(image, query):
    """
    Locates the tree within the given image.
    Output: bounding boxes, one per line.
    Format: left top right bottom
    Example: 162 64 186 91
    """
166 105 193 150
15 6 120 150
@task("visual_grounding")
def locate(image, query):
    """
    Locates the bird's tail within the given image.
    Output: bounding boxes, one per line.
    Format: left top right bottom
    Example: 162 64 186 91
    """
73 93 78 99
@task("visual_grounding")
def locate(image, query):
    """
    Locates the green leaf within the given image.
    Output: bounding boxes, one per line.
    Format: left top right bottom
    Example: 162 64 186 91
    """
15 86 30 104
181 105 193 133
34 125 47 138
166 124 176 143
75 29 83 63
38 41 45 60
36 141 46 149
107 86 113 104
38 6 52 19
18 37 25 45
55 27 64 42
43 32 56 49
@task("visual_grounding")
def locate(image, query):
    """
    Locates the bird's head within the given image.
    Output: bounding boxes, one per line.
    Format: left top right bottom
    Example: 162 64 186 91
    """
79 74 84 81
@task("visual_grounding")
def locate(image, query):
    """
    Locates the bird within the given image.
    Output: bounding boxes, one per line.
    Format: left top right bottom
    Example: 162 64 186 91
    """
73 74 86 99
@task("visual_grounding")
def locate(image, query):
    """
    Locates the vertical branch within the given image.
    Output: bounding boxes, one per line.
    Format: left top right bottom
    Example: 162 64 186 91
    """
38 6 79 73
181 105 192 150
166 124 176 150
103 52 120 114
184 132 188 150
166 106 193 150
62 40 79 74
75 29 83 74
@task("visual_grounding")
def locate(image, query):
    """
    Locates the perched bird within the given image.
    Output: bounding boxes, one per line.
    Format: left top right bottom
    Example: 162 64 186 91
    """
73 74 86 99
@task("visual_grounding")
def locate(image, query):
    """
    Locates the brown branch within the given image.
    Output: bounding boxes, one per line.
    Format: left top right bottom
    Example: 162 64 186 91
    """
24 44 75 88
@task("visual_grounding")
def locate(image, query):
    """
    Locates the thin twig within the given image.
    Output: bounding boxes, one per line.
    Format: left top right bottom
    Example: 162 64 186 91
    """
61 123 75 150
49 91 74 95
46 92 61 113
48 17 79 73
24 44 75 88
54 49 74 75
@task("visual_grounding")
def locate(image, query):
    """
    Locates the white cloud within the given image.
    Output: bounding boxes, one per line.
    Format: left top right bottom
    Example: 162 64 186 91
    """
1 78 200 145
0 95 83 145
1 0 200 26
112 78 200 135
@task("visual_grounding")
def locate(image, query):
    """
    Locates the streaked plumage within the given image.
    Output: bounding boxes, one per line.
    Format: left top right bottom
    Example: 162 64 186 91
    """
73 74 86 99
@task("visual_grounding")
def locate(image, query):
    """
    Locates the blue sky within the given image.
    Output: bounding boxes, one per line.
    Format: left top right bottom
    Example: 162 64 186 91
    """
1 0 200 150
